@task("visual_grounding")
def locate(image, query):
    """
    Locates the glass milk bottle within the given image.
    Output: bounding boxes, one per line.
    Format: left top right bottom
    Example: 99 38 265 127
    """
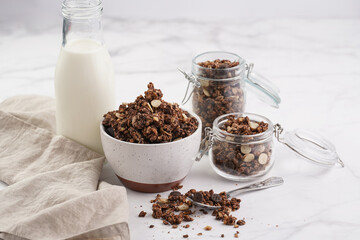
55 0 115 154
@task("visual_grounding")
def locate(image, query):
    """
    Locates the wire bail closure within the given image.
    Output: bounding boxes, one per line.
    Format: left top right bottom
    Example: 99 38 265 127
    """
178 68 201 105
195 127 213 161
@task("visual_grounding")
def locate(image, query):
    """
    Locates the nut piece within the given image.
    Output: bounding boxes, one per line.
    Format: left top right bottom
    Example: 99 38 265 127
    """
258 153 268 165
243 153 255 163
240 145 251 154
146 102 154 112
204 225 212 231
203 89 211 97
200 79 209 87
249 121 259 130
151 99 162 108
178 204 189 211
158 198 168 203
225 136 235 141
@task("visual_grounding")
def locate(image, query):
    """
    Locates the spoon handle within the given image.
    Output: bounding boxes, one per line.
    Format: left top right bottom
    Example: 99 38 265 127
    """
227 177 284 198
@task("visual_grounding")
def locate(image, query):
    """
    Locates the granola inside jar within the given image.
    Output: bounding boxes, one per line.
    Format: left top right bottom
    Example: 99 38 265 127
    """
209 113 274 181
191 52 246 137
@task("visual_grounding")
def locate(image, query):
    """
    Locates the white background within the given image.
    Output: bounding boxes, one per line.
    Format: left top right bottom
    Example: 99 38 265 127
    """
1 0 360 27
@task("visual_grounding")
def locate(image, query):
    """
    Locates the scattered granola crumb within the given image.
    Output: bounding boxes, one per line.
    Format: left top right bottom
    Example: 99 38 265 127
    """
197 233 202 236
236 219 246 226
172 184 183 190
234 233 239 238
138 211 146 217
204 226 212 231
199 209 208 215
183 224 190 229
234 224 239 228
149 225 154 228
183 234 189 238
221 234 224 238
172 225 178 229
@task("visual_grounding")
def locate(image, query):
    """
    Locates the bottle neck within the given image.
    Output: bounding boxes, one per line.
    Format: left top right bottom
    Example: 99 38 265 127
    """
61 0 103 47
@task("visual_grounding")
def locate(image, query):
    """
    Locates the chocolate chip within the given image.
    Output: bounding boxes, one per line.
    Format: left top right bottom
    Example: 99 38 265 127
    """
192 192 204 203
211 194 222 203
105 127 115 137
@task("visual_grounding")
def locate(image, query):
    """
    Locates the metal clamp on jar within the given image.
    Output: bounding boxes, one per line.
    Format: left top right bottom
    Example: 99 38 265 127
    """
179 51 281 138
196 112 344 182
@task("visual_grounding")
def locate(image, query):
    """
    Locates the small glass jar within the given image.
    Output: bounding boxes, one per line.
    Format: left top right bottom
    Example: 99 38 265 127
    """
210 113 274 181
180 51 281 138
196 112 344 182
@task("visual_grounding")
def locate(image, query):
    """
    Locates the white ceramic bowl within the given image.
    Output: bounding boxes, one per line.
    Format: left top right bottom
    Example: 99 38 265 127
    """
100 113 202 193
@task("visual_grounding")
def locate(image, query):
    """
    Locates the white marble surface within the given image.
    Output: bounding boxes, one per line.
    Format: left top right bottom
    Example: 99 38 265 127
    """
1 18 360 239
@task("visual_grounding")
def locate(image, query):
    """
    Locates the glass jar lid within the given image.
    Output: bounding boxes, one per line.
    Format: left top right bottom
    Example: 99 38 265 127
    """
245 63 281 108
274 124 344 167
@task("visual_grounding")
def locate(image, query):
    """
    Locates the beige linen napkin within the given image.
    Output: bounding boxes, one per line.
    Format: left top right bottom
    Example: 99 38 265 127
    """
0 96 130 240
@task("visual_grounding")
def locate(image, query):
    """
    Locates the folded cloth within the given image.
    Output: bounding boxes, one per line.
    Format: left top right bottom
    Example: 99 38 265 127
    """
0 96 130 240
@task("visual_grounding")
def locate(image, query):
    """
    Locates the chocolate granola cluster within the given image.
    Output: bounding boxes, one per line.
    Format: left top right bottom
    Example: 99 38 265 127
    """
212 115 272 176
192 59 245 137
103 82 198 143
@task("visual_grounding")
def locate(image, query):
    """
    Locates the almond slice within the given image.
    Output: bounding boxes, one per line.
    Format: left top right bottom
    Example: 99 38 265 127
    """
178 204 189 211
243 153 255 162
225 136 235 141
240 145 251 154
200 79 209 87
258 153 268 165
158 198 168 203
203 89 210 97
146 102 153 112
151 99 162 108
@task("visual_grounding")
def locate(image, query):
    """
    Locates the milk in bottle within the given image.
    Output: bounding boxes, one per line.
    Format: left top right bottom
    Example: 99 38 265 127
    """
55 0 115 154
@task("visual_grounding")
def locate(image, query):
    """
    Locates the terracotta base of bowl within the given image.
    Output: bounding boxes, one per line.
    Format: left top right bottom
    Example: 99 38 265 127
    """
116 175 185 193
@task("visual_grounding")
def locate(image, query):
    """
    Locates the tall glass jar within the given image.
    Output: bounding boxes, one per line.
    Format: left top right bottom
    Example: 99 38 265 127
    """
180 51 281 138
191 52 246 136
55 0 115 154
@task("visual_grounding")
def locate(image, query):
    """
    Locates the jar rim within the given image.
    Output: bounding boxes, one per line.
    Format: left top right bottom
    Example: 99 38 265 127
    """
212 112 274 141
192 51 246 71
62 0 103 19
